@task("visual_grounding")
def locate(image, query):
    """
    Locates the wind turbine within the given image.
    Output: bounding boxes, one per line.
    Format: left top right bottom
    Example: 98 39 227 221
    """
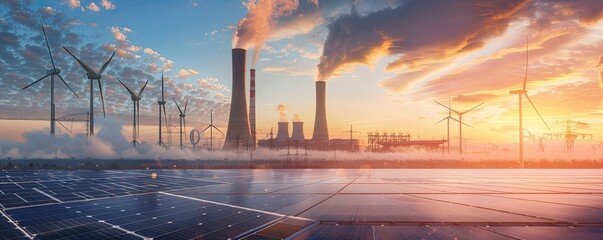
509 38 550 168
201 110 224 150
434 101 483 154
172 97 188 149
22 20 79 136
117 77 148 147
435 97 471 153
157 71 168 148
62 46 115 136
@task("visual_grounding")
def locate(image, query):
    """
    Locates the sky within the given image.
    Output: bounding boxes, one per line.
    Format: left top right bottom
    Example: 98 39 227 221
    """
1 0 603 155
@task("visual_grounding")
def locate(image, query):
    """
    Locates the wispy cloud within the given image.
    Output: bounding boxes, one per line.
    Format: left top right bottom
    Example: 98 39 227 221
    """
177 69 200 79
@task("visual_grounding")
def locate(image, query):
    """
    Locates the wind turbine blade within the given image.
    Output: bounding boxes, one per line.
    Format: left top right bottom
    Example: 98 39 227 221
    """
138 80 149 98
449 117 473 128
448 96 451 116
436 117 448 124
116 77 137 97
461 102 484 114
22 73 51 90
183 99 188 114
434 100 459 114
62 46 97 77
524 93 550 130
40 19 55 69
201 125 211 133
57 74 79 98
523 37 529 91
172 97 183 114
98 52 115 75
213 126 224 134
162 104 168 128
98 79 106 117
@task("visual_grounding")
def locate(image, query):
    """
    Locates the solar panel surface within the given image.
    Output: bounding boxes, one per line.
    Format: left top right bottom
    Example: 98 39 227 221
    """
0 169 602 239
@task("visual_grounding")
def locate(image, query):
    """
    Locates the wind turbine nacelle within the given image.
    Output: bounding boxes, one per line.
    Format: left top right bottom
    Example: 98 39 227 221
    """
87 73 99 79
47 69 60 74
157 100 166 104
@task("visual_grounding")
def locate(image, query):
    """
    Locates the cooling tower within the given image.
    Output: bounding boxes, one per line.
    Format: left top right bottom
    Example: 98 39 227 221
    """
224 48 253 149
276 122 290 141
312 81 329 144
291 122 305 142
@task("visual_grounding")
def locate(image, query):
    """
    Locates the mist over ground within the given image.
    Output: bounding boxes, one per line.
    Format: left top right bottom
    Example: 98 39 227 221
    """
1 117 601 163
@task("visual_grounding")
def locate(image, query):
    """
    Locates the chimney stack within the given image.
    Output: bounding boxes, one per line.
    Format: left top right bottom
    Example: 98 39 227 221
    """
276 122 290 141
224 48 253 149
312 81 329 145
291 122 305 142
250 69 256 147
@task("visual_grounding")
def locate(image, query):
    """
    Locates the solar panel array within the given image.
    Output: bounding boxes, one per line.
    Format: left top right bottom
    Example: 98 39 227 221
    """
1 169 602 239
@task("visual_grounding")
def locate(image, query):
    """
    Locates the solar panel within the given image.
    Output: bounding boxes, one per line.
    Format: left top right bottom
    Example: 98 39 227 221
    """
0 169 602 239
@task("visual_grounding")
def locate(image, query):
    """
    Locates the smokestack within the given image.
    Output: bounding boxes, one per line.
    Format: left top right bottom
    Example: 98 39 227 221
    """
291 122 305 142
250 69 256 147
224 48 253 149
312 81 329 144
276 122 290 141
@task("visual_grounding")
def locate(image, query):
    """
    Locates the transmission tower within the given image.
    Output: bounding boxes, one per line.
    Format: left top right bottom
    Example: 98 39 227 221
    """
543 120 593 152
342 124 360 152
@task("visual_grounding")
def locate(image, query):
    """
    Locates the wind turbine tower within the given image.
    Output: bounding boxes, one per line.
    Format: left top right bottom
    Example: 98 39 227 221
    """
435 101 483 154
157 72 168 147
117 78 148 147
435 97 457 153
201 110 224 150
509 39 550 168
22 20 79 135
63 46 115 136
172 97 188 149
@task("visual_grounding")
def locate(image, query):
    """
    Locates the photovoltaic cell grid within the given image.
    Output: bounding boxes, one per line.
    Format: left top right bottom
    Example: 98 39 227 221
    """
0 169 602 239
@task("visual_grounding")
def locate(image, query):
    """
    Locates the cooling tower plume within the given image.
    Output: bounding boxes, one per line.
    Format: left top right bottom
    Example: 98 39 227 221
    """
276 122 290 141
224 48 253 149
291 121 305 142
312 81 329 144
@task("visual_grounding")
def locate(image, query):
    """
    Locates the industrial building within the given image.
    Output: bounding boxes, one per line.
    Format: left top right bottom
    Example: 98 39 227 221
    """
367 132 447 152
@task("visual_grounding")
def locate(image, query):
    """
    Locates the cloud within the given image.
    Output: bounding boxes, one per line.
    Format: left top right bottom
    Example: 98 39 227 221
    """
0 1 231 136
87 2 101 12
317 0 529 81
67 0 80 8
143 48 160 57
100 0 116 10
262 66 293 72
453 94 498 104
177 69 200 79
107 27 141 59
